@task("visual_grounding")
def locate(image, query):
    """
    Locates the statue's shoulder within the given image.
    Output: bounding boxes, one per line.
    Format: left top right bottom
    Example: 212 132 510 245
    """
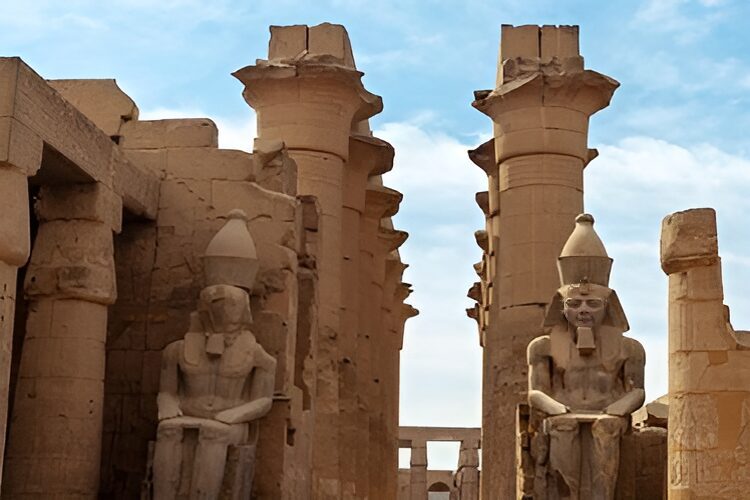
163 339 185 357
622 336 645 359
238 330 276 369
527 335 551 361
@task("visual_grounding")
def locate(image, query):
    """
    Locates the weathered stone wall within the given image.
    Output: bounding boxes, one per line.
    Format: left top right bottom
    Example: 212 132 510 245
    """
99 118 310 498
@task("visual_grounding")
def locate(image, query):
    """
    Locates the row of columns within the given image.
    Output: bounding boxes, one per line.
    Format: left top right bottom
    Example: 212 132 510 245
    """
406 438 480 500
467 25 618 498
234 23 415 498
3 184 121 497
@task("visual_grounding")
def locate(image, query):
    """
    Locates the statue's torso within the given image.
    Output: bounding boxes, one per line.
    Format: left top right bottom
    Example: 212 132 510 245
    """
177 331 259 418
550 340 628 411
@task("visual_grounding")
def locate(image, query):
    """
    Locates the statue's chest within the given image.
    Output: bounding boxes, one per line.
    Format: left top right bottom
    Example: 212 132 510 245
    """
180 355 255 380
555 356 625 393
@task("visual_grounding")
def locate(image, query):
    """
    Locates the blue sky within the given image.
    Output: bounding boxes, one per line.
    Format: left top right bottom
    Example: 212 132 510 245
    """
5 0 750 470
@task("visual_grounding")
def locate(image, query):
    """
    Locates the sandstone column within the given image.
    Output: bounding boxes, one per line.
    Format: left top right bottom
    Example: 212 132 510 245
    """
3 183 120 498
409 439 428 500
471 25 618 498
0 164 31 483
344 129 394 497
455 438 480 500
234 24 381 498
360 184 403 499
661 208 750 498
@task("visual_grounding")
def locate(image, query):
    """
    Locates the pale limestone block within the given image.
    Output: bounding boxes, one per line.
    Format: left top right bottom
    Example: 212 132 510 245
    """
269 25 307 61
49 79 138 137
668 297 732 352
0 58 20 117
165 147 253 181
119 118 219 150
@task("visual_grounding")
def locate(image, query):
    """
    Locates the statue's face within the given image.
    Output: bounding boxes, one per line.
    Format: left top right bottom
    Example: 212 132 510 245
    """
201 285 250 333
563 291 607 328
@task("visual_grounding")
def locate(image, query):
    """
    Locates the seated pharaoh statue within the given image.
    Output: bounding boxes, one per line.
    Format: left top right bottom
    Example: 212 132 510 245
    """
152 210 277 499
526 214 645 500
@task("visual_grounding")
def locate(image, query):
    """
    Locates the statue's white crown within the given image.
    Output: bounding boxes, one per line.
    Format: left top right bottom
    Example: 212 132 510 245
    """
557 213 612 287
203 209 259 291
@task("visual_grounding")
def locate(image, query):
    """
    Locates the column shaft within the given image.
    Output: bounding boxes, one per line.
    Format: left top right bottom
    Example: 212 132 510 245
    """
409 441 427 500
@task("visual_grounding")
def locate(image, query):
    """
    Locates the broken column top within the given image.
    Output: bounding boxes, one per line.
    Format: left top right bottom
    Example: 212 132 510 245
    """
268 23 356 69
500 24 579 61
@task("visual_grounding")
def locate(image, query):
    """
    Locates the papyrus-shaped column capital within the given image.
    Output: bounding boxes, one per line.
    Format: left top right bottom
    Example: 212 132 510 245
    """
233 24 382 160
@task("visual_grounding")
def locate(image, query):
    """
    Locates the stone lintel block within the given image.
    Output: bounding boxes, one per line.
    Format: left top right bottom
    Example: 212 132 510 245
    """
269 25 307 61
309 23 356 68
165 147 253 181
540 25 579 60
36 182 123 232
661 208 719 274
0 165 30 265
500 25 541 61
25 220 116 304
468 138 496 176
363 185 402 220
269 23 356 69
119 118 218 149
48 79 139 137
0 116 43 176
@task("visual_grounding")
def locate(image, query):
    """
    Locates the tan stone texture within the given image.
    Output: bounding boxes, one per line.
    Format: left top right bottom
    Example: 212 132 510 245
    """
661 208 750 499
470 25 618 498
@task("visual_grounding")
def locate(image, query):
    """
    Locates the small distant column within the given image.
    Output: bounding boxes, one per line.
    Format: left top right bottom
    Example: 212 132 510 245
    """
661 208 750 498
470 24 618 498
410 440 428 500
455 438 480 500
234 24 382 498
3 183 120 498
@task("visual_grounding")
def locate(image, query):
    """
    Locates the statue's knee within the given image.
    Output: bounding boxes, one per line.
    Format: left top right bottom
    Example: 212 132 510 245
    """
545 417 579 436
591 417 626 439
157 422 183 440
199 422 231 441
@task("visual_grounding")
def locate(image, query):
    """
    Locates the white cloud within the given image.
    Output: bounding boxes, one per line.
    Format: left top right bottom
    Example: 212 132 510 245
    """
633 0 726 43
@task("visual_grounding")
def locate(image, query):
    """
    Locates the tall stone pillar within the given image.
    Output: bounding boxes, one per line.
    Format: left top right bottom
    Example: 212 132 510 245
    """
3 183 120 498
361 185 403 499
234 24 381 498
471 25 618 498
409 440 428 500
661 208 750 499
455 438 480 500
0 164 31 482
344 130 394 497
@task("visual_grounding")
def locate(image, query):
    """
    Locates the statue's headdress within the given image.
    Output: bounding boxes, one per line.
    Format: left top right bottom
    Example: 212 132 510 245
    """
544 214 629 331
202 209 259 291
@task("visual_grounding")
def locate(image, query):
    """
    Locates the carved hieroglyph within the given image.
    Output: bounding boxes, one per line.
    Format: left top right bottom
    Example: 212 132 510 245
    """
152 210 277 499
526 214 645 499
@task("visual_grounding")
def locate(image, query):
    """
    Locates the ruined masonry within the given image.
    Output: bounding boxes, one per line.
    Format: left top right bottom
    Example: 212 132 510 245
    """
0 23 416 500
0 18 748 500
